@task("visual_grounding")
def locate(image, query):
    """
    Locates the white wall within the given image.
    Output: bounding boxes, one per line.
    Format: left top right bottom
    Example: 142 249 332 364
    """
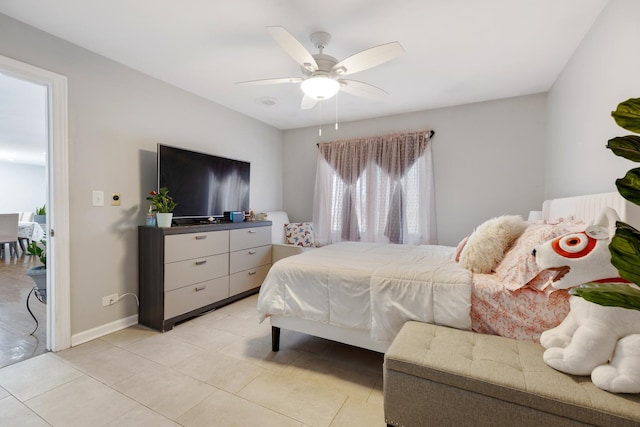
0 13 283 337
0 161 45 213
546 0 640 198
283 94 547 246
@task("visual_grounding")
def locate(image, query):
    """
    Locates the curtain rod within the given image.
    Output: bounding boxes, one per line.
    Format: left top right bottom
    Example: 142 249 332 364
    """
316 129 435 147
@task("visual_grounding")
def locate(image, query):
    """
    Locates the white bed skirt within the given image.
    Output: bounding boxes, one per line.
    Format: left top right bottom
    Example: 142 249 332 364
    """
270 315 390 353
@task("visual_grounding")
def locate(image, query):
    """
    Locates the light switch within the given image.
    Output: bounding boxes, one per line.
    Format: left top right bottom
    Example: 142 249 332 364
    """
92 190 104 206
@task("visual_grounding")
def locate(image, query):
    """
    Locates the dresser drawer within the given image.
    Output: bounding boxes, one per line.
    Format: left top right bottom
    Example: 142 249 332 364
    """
165 253 229 291
165 231 229 263
230 245 272 274
229 264 270 295
164 276 229 319
229 227 271 252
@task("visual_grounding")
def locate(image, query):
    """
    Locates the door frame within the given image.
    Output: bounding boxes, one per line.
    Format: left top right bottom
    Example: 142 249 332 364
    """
0 54 71 351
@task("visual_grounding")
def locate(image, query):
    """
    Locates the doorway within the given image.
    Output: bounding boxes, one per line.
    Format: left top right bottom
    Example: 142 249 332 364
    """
0 54 71 355
0 72 48 367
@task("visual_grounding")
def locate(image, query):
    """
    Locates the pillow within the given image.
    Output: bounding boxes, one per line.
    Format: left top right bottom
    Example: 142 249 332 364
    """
454 235 469 262
284 222 316 247
495 219 585 290
459 215 527 273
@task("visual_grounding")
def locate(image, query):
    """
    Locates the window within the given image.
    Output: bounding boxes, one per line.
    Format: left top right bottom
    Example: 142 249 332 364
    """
313 130 436 245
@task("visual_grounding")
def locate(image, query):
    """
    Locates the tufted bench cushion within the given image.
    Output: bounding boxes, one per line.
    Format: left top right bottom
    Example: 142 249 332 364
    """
383 321 640 427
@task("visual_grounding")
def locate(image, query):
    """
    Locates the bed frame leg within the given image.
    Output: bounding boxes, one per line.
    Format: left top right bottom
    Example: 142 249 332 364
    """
271 326 280 352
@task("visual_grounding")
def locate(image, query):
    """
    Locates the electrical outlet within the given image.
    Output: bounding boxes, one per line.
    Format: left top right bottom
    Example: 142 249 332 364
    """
111 193 121 206
102 293 118 306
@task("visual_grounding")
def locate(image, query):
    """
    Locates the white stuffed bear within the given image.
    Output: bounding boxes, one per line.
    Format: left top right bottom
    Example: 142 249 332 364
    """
535 207 640 393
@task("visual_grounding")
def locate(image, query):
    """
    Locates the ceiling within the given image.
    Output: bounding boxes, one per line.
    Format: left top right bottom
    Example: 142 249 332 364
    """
0 0 609 164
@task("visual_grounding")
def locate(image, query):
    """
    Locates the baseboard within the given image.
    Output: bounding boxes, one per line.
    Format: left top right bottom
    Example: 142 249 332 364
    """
70 314 138 347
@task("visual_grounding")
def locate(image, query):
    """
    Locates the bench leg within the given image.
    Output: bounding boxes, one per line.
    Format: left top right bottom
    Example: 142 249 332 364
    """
272 326 280 352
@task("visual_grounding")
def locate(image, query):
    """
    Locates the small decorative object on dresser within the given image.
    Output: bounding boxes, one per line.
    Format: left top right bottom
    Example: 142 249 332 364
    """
146 187 177 228
156 213 173 228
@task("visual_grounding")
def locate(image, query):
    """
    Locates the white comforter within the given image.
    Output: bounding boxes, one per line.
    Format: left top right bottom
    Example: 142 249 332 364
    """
257 241 472 343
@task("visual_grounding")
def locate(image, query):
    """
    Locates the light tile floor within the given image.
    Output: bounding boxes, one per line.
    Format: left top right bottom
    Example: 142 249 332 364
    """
0 294 386 426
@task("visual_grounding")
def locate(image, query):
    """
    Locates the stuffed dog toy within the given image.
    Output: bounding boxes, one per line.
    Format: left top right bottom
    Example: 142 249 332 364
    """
535 207 640 393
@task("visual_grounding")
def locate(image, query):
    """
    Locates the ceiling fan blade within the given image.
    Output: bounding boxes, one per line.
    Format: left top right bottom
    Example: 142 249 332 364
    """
339 79 389 100
301 95 318 110
267 26 318 71
236 77 303 86
332 42 404 76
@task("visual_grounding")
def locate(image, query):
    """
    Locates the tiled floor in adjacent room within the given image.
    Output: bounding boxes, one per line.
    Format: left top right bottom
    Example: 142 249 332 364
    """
0 294 385 426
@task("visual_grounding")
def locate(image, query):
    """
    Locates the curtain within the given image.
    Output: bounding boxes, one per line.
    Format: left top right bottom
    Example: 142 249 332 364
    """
316 139 369 240
313 129 436 246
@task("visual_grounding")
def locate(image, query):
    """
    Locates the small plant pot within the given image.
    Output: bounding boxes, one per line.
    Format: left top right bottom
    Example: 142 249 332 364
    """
26 266 47 303
156 212 173 228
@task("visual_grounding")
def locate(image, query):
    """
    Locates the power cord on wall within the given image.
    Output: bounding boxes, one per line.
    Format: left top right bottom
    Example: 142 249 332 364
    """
117 292 139 306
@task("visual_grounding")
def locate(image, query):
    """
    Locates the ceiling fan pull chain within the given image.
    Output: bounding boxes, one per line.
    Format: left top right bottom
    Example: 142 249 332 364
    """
318 100 322 136
335 93 339 130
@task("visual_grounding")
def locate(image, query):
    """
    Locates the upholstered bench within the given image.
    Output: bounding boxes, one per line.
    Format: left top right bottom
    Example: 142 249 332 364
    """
383 321 640 427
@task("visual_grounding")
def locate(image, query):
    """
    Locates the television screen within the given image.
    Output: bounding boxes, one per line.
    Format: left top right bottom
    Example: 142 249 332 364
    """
157 144 250 220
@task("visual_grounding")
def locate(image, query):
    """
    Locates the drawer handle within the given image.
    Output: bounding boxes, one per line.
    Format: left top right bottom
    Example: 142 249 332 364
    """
195 235 207 240
194 286 206 292
248 250 257 255
248 230 256 234
248 270 257 276
195 260 207 266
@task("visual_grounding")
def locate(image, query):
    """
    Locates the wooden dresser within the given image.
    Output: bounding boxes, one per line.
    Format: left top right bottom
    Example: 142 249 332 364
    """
138 221 271 331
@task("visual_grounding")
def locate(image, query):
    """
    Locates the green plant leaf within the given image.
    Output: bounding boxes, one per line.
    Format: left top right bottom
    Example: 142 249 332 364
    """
607 135 640 162
26 239 46 267
570 282 640 311
612 98 640 133
615 167 640 206
609 221 640 285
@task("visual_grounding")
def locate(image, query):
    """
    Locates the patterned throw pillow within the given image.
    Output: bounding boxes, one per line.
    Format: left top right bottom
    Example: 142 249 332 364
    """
284 222 316 247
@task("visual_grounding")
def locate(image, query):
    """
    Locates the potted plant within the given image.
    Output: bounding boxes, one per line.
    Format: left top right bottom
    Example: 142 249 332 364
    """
26 239 47 303
146 187 177 228
34 204 46 224
570 98 640 309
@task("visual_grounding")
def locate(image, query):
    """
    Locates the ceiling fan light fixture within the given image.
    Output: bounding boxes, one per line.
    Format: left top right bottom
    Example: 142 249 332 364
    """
301 76 340 100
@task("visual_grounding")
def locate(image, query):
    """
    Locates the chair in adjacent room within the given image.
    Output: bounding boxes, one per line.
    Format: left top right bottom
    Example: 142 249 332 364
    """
17 214 34 252
0 213 20 257
19 211 34 222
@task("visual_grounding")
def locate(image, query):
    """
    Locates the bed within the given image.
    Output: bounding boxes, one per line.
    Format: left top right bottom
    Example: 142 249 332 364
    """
257 192 640 353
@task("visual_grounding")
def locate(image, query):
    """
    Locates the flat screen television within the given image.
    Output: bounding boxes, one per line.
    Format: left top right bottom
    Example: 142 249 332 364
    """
157 144 250 222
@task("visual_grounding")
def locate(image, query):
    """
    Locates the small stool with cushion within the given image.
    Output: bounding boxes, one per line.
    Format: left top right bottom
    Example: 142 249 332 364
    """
384 321 640 427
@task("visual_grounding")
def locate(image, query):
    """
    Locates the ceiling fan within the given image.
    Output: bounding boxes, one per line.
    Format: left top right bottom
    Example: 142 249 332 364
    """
237 26 405 110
